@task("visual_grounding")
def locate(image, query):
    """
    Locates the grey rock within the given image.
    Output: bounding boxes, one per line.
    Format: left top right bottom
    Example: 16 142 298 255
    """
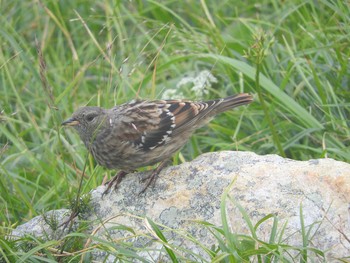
12 152 350 262
11 209 74 240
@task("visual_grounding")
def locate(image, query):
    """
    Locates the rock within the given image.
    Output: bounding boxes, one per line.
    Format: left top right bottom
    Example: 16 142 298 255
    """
11 209 74 240
12 152 350 262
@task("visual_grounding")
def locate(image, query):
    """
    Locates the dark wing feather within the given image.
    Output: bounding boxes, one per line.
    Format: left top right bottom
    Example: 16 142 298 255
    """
113 94 252 151
115 100 176 151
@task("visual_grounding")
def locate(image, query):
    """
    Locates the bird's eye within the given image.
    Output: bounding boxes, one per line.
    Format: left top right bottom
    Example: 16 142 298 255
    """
86 114 96 122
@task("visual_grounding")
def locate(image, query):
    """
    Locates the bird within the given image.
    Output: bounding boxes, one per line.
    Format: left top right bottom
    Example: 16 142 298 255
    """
62 93 253 195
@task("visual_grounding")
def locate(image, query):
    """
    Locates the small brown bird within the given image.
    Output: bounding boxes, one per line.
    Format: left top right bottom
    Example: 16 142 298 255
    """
62 93 253 195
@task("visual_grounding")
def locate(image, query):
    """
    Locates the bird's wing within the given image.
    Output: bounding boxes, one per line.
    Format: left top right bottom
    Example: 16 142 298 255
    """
112 99 215 151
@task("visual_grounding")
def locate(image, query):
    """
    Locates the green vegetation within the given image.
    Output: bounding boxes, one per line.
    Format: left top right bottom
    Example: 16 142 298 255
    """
1 0 349 261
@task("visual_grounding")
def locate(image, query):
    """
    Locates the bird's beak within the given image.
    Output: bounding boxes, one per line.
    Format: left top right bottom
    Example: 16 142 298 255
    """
61 118 79 126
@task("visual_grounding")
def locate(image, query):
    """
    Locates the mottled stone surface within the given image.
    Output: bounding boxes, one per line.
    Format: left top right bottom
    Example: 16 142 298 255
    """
11 209 73 240
12 152 350 262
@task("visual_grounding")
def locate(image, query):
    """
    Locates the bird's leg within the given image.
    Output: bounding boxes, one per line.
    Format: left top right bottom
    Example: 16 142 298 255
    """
102 170 128 197
139 160 170 195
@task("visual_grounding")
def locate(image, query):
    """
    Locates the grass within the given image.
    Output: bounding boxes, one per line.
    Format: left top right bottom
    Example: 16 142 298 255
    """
0 0 349 261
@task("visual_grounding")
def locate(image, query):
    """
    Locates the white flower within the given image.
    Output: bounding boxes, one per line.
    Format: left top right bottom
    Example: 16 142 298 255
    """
191 70 217 98
161 89 184 100
163 70 218 100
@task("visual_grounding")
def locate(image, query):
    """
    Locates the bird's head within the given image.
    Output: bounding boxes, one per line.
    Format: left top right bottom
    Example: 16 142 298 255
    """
62 106 108 144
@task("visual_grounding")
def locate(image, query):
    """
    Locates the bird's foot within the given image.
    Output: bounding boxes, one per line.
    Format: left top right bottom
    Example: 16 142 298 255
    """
102 170 128 197
139 160 169 195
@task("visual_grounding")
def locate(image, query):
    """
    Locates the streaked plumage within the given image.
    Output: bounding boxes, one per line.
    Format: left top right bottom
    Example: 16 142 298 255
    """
62 93 253 194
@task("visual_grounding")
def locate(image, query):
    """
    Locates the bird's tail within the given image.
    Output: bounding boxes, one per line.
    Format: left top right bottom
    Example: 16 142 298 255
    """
169 93 253 135
208 93 253 116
